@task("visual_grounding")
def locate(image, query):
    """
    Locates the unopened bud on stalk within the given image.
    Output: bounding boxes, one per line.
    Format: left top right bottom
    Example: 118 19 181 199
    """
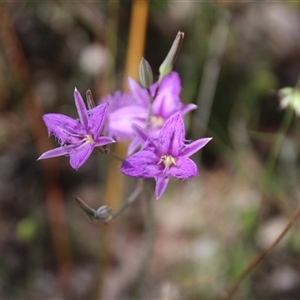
86 89 96 110
159 31 184 79
139 57 153 88
73 195 113 222
94 205 113 222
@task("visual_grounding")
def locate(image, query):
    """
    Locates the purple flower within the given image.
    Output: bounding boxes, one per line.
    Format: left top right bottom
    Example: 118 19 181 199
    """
120 112 212 199
129 72 197 129
38 88 115 170
101 91 147 141
101 72 197 155
127 72 197 154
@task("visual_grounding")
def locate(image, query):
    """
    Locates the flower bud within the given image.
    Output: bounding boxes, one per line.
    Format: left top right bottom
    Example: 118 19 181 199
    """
86 89 96 109
159 31 184 78
139 57 153 88
94 205 113 222
73 195 113 222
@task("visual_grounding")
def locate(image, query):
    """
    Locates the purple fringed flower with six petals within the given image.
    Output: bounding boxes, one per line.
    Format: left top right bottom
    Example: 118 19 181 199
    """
101 72 197 155
38 88 115 170
120 112 212 199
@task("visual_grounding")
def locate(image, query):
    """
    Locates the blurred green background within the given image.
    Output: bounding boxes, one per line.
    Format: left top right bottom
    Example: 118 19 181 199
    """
1 1 300 299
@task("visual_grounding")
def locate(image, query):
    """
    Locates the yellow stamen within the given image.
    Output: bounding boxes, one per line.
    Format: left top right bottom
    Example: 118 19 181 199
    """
151 115 164 128
84 134 95 145
158 154 176 172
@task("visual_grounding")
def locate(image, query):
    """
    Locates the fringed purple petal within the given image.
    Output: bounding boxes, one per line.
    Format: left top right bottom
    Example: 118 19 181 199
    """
38 144 75 160
74 88 89 129
180 103 197 116
159 72 181 96
155 176 169 200
94 136 115 147
69 144 93 170
127 137 141 156
152 92 181 119
131 122 149 143
88 103 109 138
128 124 157 155
158 112 184 157
43 114 84 144
168 157 198 179
179 138 212 157
120 149 160 178
106 105 147 139
128 77 149 106
152 72 182 118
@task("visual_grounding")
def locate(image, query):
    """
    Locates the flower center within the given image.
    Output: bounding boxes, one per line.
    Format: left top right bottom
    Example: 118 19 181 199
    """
150 115 165 129
83 134 95 145
158 154 176 172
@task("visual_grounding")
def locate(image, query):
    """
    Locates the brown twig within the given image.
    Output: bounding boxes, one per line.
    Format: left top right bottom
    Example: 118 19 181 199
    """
221 206 300 300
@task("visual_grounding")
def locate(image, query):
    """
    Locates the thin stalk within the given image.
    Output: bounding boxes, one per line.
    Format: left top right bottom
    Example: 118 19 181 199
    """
73 180 142 222
264 107 294 175
145 93 153 130
145 77 162 131
96 147 125 162
191 9 230 144
262 106 295 216
221 206 300 300
109 151 125 162
112 179 143 218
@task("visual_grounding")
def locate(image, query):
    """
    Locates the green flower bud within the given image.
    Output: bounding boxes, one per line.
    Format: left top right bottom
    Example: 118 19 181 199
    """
139 57 153 88
159 31 184 78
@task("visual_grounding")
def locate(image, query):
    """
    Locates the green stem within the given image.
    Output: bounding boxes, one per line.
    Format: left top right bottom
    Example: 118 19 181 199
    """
112 179 143 218
109 150 125 162
73 180 143 221
264 107 294 175
145 97 153 130
96 146 125 162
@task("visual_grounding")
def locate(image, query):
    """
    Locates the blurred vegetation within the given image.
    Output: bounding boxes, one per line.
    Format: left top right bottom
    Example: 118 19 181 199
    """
1 1 300 299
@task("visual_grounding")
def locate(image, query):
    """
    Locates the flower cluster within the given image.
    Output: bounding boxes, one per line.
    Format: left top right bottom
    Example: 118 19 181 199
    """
38 32 212 199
